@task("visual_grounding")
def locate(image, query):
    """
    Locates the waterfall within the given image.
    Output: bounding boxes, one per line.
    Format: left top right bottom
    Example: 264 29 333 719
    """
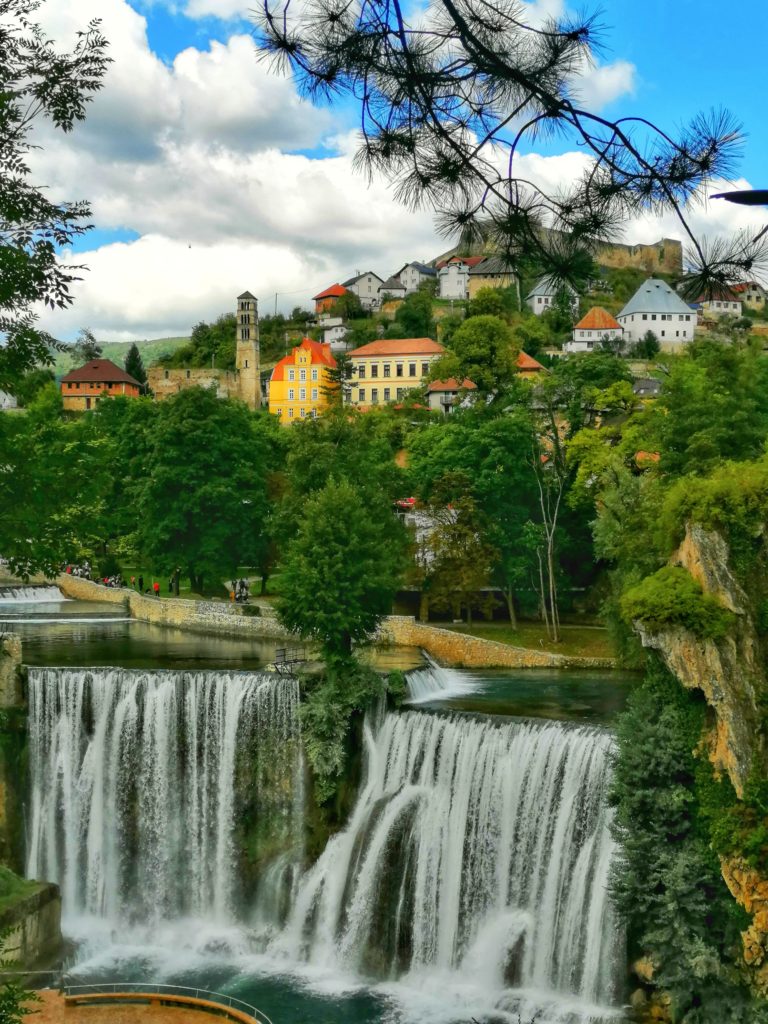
277 710 621 1022
0 585 66 602
26 667 303 926
405 652 480 702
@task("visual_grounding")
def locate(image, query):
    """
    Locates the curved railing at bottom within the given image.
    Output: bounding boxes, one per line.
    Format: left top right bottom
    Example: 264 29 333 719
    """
61 982 274 1024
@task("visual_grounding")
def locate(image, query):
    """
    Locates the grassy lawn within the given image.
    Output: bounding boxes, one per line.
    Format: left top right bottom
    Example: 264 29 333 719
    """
445 622 615 660
118 565 257 601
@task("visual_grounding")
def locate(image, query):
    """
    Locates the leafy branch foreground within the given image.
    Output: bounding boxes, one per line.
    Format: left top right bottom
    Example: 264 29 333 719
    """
256 0 767 293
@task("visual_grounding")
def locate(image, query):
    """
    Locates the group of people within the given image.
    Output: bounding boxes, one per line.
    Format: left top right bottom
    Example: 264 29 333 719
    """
63 561 92 579
129 575 161 597
231 578 250 603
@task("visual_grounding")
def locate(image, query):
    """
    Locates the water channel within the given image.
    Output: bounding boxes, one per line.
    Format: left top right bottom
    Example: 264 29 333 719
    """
4 586 636 1023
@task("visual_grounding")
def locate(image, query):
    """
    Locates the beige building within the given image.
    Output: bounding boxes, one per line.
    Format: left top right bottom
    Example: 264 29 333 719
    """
467 256 516 298
346 337 445 408
148 292 261 409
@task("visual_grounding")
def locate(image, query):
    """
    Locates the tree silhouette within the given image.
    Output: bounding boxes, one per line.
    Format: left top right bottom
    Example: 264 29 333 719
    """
256 1 764 296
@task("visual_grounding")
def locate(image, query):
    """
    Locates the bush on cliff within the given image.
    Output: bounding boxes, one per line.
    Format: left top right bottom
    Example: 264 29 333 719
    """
621 566 734 640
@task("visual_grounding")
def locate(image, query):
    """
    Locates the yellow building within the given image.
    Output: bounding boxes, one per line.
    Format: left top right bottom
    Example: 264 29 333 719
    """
268 337 337 424
346 337 445 408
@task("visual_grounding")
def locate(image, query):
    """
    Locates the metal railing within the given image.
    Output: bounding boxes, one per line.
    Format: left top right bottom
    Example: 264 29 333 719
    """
61 982 274 1024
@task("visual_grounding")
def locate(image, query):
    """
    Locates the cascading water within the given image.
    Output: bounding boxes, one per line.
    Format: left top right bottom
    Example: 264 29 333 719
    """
404 652 480 702
25 663 623 1023
277 709 622 1023
26 667 304 926
0 585 66 602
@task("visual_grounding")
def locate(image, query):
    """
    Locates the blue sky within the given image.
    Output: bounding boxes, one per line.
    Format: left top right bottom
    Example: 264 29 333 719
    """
34 0 768 341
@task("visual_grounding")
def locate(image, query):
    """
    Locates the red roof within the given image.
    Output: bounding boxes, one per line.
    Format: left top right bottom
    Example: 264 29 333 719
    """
436 255 486 269
347 337 445 357
61 359 140 386
427 377 477 392
694 287 741 303
270 338 337 383
516 351 545 372
574 307 622 332
313 283 349 301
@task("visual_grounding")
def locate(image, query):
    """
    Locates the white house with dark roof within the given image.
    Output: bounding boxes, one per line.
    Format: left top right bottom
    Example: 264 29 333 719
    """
378 276 407 300
342 271 385 310
396 262 437 294
617 278 697 349
526 275 579 316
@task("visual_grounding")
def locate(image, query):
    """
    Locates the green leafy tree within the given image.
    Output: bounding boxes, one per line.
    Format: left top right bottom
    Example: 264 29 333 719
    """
0 3 109 391
0 925 40 1024
321 351 351 405
72 327 102 363
434 315 517 394
631 331 661 359
0 385 111 576
333 290 365 320
135 389 277 593
276 477 407 658
124 342 147 388
8 367 54 407
467 287 505 318
386 290 435 339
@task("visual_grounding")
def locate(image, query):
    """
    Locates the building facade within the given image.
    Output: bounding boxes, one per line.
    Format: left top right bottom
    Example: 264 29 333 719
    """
396 262 437 293
526 275 579 316
467 256 516 299
342 271 384 310
378 276 407 301
268 337 337 424
60 359 141 411
733 281 768 311
148 292 261 409
694 288 742 318
565 307 624 353
312 283 349 315
346 337 445 408
426 377 476 414
617 278 697 349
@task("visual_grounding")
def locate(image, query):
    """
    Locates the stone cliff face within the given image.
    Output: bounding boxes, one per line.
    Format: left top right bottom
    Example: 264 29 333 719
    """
635 522 768 997
636 522 766 797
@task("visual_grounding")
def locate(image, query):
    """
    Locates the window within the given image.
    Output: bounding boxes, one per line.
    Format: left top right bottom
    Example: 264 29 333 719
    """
244 360 248 368
288 408 294 419
371 364 379 378
537 297 542 304
397 388 405 399
311 409 318 419
358 388 366 402
300 408 306 418
288 388 295 400
421 362 429 376
357 364 365 378
651 314 657 321
396 364 404 377
300 388 306 400
642 314 647 320
661 331 665 338
371 388 379 404
276 408 281 417
288 369 295 382
240 328 250 340
383 387 391 402
409 363 416 377
587 331 592 338
311 368 318 381
676 331 680 338
383 364 391 377
311 388 318 400
685 314 691 321
300 368 306 382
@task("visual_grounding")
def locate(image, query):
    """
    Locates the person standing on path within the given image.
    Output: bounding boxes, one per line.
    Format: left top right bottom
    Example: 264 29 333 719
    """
153 581 160 597
138 575 144 592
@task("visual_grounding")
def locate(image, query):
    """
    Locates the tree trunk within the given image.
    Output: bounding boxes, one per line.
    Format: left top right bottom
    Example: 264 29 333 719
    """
260 574 269 596
418 591 430 622
537 549 550 636
190 572 204 595
504 587 517 629
466 600 473 626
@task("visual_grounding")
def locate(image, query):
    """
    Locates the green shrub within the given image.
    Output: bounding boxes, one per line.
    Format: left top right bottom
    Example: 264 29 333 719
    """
240 604 261 617
621 565 734 640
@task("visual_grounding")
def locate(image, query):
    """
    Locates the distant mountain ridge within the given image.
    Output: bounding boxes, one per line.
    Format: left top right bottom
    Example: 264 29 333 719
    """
53 336 189 377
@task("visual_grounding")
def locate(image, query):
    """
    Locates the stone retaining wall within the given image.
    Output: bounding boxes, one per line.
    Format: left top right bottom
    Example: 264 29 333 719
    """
378 616 614 669
0 883 62 968
57 575 292 640
56 577 614 669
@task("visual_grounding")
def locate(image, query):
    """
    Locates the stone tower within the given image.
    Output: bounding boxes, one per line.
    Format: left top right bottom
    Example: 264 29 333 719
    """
236 291 260 410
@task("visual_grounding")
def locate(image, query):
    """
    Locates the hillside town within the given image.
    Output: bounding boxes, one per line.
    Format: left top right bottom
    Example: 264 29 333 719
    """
20 234 767 422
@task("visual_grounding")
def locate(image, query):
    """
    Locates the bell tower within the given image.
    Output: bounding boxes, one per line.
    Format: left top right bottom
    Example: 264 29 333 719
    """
236 291 260 410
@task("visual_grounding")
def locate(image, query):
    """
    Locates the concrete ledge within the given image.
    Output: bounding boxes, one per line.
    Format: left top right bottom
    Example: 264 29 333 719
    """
0 882 62 968
57 575 293 641
378 616 615 670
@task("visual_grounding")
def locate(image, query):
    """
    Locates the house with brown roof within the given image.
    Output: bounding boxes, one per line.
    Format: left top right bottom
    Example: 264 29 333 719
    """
732 281 767 311
268 337 337 424
312 283 350 315
515 351 547 379
565 307 623 353
427 377 477 414
60 359 141 411
346 337 445 408
693 286 742 319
